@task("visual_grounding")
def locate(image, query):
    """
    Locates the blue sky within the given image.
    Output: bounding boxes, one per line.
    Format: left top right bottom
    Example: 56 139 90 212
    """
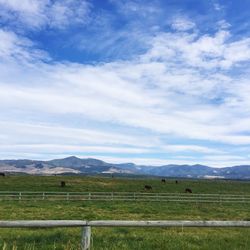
1 0 250 167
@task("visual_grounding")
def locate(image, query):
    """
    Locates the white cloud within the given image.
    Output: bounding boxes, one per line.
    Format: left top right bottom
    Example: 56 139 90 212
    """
142 28 250 72
0 0 90 29
142 30 229 69
171 17 196 31
0 144 151 155
47 0 90 28
203 154 246 161
0 29 47 62
162 145 224 154
0 0 45 13
0 121 157 148
111 0 161 16
214 3 222 11
217 20 231 30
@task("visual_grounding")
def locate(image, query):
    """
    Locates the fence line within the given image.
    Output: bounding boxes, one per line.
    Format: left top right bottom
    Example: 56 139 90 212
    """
0 220 250 250
0 191 250 203
1 191 249 196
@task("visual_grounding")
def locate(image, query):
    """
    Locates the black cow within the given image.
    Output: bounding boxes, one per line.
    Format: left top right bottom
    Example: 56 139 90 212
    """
175 180 178 184
161 179 166 183
61 181 66 187
0 173 5 177
185 188 192 193
144 185 152 190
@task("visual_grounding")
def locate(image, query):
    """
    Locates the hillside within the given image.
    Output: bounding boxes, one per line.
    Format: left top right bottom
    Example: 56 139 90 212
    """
0 156 250 179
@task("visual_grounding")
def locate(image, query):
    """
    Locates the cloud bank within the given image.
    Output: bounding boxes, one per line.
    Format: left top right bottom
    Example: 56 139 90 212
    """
0 0 250 167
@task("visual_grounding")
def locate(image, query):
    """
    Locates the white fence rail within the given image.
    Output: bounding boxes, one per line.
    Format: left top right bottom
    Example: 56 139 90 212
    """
0 191 250 203
0 220 250 250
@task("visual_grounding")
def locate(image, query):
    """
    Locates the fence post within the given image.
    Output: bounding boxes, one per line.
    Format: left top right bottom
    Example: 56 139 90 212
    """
43 193 45 200
19 192 22 201
67 193 69 201
88 193 91 200
81 226 91 250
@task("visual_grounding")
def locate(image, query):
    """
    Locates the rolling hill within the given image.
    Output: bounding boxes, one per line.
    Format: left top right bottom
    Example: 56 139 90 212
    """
0 156 250 179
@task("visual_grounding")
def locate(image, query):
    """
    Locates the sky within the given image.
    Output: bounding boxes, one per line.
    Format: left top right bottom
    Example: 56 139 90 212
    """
1 0 250 167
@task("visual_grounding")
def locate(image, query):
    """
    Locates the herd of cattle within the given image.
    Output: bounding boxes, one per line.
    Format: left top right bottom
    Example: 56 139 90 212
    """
1 173 193 193
144 179 192 193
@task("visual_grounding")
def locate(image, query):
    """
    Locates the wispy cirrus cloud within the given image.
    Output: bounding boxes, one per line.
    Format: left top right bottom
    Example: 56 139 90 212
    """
0 0 91 30
171 17 196 31
0 29 48 62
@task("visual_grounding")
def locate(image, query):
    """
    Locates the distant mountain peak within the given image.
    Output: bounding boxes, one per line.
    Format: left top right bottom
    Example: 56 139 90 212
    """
0 156 249 179
64 156 80 160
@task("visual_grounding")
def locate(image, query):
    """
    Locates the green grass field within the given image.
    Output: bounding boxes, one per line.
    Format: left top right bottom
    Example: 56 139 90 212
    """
0 175 249 249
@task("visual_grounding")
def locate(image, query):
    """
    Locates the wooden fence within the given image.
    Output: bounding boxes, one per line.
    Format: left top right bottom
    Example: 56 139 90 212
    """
0 191 249 203
0 220 250 250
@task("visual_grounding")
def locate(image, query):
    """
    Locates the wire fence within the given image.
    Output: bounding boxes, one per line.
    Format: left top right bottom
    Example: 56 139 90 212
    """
0 191 250 203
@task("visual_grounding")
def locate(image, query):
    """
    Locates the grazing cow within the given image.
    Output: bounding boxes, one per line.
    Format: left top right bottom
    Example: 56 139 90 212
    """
175 180 178 184
185 188 192 193
0 173 5 177
61 181 66 187
161 179 166 183
144 185 152 190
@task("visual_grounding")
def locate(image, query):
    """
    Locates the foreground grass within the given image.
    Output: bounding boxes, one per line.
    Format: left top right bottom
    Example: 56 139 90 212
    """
0 176 249 249
1 227 250 250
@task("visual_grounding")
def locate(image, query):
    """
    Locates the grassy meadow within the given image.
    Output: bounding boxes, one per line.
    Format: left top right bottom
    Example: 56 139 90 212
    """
0 175 249 249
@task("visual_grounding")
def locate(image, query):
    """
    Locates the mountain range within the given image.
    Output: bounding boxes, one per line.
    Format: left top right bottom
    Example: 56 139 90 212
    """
0 156 250 180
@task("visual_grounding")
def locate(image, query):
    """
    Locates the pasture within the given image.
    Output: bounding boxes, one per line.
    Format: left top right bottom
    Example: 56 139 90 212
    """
0 175 249 249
